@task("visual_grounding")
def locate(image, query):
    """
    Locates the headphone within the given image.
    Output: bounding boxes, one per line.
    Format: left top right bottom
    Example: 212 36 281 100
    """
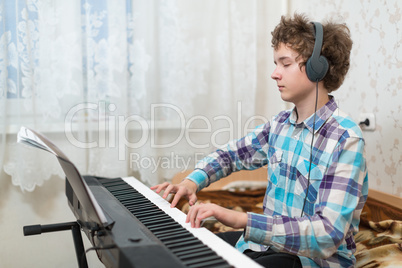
300 22 328 218
305 22 329 82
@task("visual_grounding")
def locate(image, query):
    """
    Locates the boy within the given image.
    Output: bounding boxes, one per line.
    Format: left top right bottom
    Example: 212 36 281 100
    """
152 13 368 267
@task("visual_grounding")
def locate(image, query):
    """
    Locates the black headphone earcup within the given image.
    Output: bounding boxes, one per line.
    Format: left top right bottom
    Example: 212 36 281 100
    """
306 55 329 82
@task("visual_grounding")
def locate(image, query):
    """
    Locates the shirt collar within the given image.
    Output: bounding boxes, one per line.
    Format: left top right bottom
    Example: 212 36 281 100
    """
289 96 337 134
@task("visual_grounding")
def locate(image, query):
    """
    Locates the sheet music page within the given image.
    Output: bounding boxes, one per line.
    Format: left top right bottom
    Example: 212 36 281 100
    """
17 126 70 161
17 126 109 225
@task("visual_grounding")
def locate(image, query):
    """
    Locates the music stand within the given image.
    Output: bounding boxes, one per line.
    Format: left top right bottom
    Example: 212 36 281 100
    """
19 127 114 268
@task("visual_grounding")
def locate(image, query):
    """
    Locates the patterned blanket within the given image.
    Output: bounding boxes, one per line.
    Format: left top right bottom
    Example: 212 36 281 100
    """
355 220 402 267
177 189 402 267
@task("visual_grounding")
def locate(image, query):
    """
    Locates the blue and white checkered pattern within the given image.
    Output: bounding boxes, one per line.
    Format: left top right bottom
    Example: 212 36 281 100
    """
187 97 368 268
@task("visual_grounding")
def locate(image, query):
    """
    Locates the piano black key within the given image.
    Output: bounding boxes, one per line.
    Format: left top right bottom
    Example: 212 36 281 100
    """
148 221 181 232
152 226 187 237
157 230 190 240
186 257 231 268
138 213 173 220
163 236 201 246
114 194 143 202
178 249 215 260
140 214 173 224
125 203 158 211
114 191 140 197
120 199 150 206
184 254 224 263
141 218 175 227
174 245 212 257
165 239 205 250
108 188 135 195
121 194 153 202
130 208 163 217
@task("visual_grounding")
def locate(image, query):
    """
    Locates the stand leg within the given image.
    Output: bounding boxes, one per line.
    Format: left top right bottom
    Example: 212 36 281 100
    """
23 221 88 268
71 223 88 268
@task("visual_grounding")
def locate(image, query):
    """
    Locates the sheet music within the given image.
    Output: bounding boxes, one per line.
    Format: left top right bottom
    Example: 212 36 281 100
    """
17 126 109 225
17 126 69 161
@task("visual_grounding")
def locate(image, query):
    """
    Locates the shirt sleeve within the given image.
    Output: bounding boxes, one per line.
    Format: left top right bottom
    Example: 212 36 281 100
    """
186 122 270 191
244 135 368 259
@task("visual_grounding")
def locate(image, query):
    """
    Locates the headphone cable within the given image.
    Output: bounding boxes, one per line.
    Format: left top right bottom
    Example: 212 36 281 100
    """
300 80 319 217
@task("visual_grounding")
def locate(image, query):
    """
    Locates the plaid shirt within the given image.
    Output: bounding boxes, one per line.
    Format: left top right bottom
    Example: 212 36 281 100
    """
187 97 368 267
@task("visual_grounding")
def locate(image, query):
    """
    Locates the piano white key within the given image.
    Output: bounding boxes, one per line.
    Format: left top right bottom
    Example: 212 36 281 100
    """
122 177 262 268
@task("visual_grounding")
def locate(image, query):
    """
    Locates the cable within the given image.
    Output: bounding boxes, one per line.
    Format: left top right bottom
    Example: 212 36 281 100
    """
81 244 117 268
80 228 117 268
300 81 319 217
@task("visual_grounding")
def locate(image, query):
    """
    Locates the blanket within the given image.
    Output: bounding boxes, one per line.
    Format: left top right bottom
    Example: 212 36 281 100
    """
177 190 402 267
355 220 402 267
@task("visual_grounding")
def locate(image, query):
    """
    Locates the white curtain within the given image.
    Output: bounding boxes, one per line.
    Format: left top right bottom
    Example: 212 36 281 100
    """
1 0 285 191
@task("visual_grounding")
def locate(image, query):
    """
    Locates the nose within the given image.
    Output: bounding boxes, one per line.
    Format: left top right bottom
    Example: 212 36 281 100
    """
271 67 281 80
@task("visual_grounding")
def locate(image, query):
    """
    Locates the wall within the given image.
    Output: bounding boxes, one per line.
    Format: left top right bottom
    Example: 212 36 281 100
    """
289 0 402 197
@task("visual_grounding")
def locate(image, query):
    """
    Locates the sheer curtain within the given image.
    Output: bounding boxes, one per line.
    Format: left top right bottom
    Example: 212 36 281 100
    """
1 0 285 191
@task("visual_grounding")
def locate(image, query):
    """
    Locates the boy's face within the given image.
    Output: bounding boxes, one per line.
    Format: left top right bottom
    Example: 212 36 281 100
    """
271 43 315 106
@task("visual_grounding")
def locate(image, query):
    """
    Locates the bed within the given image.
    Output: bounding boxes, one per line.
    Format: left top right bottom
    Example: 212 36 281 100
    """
172 169 402 267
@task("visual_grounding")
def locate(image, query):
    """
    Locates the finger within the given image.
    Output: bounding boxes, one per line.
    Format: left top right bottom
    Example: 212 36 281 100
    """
170 192 183 208
188 205 198 228
195 214 204 228
188 193 198 206
150 184 159 190
192 203 208 228
192 210 199 228
195 206 210 228
151 182 170 193
162 184 176 199
185 206 191 223
170 186 185 207
171 186 191 207
197 210 213 227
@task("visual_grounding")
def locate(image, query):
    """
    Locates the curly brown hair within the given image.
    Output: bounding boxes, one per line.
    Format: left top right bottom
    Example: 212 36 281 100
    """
271 13 353 92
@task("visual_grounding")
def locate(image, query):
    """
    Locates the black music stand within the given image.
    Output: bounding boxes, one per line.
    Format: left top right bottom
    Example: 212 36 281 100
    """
18 127 114 268
23 221 88 268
